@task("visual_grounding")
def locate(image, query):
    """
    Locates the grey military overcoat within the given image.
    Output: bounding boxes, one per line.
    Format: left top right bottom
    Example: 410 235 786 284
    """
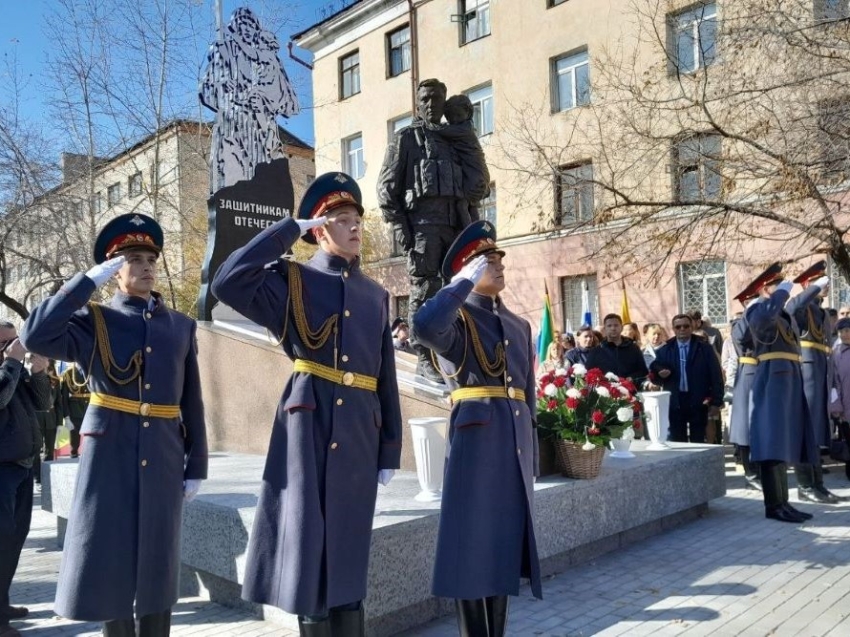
729 318 757 447
211 218 402 616
745 287 819 464
412 278 542 600
787 288 831 446
20 276 208 621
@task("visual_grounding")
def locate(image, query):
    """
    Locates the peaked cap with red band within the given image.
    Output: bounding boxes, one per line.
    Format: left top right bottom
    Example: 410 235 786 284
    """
733 262 783 303
297 171 364 244
793 260 827 285
442 220 505 281
93 213 164 264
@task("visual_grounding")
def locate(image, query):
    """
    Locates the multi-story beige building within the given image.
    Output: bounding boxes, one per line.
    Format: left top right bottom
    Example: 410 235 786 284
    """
2 120 314 321
294 0 850 334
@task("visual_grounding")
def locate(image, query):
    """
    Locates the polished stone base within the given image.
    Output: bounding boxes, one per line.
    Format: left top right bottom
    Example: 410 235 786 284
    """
42 441 725 636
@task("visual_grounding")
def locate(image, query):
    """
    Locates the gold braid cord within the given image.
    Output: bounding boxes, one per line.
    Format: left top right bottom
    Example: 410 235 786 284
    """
287 263 338 350
461 308 506 378
776 318 799 348
64 365 89 392
87 302 143 385
805 306 825 343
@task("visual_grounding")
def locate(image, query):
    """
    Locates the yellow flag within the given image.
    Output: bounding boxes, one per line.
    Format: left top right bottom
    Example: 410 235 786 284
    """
620 283 631 324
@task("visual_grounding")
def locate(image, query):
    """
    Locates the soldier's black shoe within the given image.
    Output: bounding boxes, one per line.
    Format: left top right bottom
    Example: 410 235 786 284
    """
766 505 805 523
0 607 28 620
798 487 833 504
814 486 850 503
782 503 813 520
744 474 763 491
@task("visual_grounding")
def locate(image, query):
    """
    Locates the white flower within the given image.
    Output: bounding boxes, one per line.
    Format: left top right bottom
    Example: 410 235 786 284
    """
572 363 587 376
605 372 620 381
594 386 611 398
566 388 582 399
555 367 568 377
544 383 558 397
582 441 597 451
621 426 635 441
616 407 634 423
617 386 631 397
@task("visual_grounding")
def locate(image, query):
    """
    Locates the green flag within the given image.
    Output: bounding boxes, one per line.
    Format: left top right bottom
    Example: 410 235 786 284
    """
536 281 554 364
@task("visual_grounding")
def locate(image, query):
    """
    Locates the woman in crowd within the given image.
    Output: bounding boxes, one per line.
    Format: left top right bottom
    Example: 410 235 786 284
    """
623 322 642 347
565 326 596 367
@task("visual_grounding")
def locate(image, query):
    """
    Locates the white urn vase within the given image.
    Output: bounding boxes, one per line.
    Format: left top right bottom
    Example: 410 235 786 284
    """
408 417 449 502
609 437 635 459
638 391 671 450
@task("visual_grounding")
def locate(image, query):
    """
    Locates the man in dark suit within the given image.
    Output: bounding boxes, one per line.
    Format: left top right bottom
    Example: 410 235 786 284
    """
651 314 724 443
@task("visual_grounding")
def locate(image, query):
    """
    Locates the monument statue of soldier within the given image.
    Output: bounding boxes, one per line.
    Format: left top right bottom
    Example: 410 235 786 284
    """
377 78 490 383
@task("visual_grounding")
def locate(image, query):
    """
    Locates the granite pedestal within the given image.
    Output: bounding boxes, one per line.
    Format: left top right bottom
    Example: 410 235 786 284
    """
41 442 725 635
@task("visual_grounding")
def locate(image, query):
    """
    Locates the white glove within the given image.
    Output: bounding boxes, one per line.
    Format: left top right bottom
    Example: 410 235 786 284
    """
64 416 75 431
183 479 202 502
776 281 794 294
812 276 830 290
294 216 327 237
378 469 395 486
451 255 488 285
85 255 126 287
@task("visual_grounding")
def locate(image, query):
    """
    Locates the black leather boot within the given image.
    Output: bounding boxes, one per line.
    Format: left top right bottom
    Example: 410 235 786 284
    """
138 610 171 637
102 619 136 637
485 596 509 637
812 463 850 502
456 599 489 637
414 345 445 384
329 607 364 637
298 618 331 637
763 461 804 522
740 446 762 490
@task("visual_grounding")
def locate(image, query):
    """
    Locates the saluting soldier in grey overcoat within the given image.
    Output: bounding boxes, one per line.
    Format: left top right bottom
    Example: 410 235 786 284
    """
744 264 820 523
412 220 542 637
20 213 208 636
728 294 760 490
211 172 402 637
786 261 847 504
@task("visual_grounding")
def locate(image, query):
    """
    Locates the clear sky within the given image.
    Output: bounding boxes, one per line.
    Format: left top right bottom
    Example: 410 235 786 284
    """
0 0 343 151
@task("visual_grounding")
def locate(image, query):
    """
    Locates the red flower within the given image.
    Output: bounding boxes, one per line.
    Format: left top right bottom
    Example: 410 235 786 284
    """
547 399 558 410
537 389 545 399
588 427 601 435
591 410 604 424
620 379 637 393
553 376 567 388
585 369 604 385
633 419 642 430
566 397 579 409
580 388 590 397
539 372 555 386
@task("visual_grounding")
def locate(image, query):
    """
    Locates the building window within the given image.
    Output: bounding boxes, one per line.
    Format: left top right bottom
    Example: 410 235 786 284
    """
670 3 717 74
388 113 413 142
674 134 721 201
461 0 491 44
465 84 494 136
343 134 365 179
556 162 594 224
481 184 496 225
815 0 850 20
552 50 590 112
107 182 121 207
340 51 361 99
91 192 103 215
129 172 143 197
679 260 727 324
394 295 410 322
560 274 599 333
387 25 411 77
829 259 850 308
